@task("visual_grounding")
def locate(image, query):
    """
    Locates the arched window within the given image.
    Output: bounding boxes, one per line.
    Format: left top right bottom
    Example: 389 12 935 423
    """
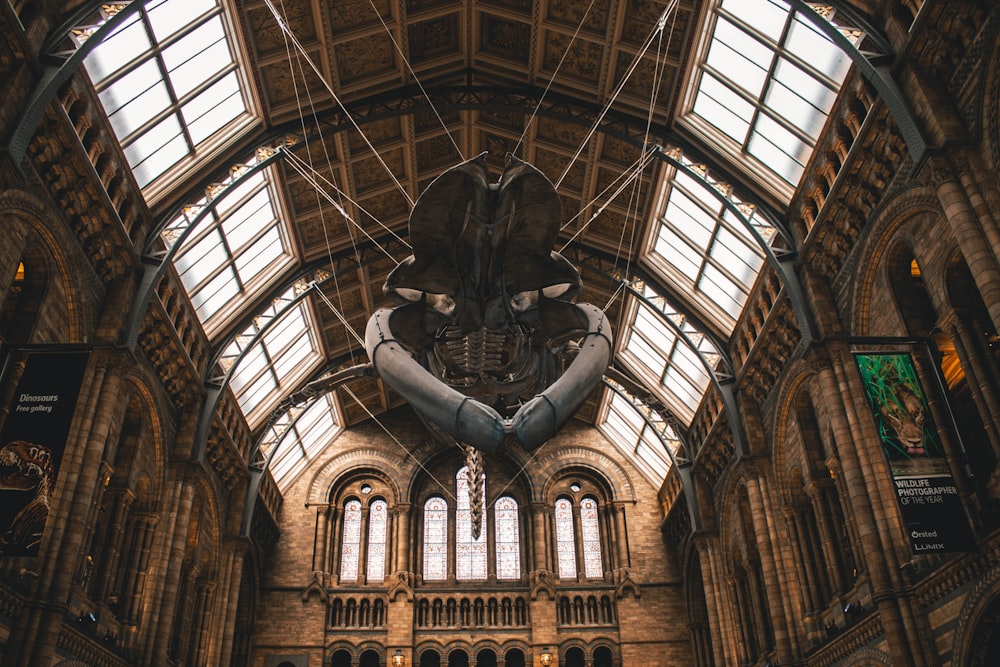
495 496 521 579
555 498 577 578
580 497 603 578
421 467 524 581
366 499 387 582
456 467 487 580
423 497 448 581
554 495 604 579
340 499 362 581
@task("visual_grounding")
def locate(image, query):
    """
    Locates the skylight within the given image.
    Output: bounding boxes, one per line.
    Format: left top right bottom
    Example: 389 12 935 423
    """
600 390 677 483
164 166 295 336
617 284 721 425
646 168 767 331
83 0 254 191
682 0 853 197
261 394 342 490
220 288 323 428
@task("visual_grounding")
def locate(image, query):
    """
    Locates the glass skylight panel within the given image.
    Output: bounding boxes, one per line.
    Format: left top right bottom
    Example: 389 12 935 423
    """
223 296 323 428
167 169 295 333
601 390 673 483
263 395 342 490
648 169 766 329
83 0 252 189
619 289 715 424
685 0 853 193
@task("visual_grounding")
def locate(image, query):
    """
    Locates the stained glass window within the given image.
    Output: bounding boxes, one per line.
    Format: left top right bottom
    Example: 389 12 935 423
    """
366 499 387 582
581 497 603 578
555 497 577 579
494 496 521 580
340 499 361 582
456 467 487 581
423 497 448 581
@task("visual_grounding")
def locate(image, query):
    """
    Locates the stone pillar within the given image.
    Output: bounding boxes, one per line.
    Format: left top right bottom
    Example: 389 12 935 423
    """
94 486 136 604
313 505 330 577
17 359 114 667
144 477 196 665
611 501 629 570
931 155 1000 329
692 534 724 664
393 502 411 575
118 512 159 637
745 475 794 659
822 350 928 666
216 541 247 665
531 503 549 574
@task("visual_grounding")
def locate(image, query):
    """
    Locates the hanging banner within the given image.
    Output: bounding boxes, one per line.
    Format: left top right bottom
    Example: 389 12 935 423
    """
0 349 89 557
854 351 974 554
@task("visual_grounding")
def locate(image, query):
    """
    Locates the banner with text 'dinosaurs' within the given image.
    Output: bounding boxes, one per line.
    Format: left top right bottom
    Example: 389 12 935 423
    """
0 349 89 557
854 351 974 554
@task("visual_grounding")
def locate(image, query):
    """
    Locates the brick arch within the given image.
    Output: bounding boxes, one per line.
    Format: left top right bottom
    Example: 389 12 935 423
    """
983 21 1000 176
849 186 943 336
770 360 819 505
951 562 1000 665
415 640 447 661
116 371 168 507
0 188 87 343
189 474 223 578
840 647 893 666
715 464 774 566
529 443 635 504
307 446 409 506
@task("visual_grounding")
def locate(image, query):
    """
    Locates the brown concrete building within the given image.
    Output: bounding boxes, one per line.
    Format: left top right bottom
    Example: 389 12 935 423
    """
1 1 999 665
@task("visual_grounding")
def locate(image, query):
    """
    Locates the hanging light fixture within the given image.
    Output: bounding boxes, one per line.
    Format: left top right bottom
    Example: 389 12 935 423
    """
391 649 405 666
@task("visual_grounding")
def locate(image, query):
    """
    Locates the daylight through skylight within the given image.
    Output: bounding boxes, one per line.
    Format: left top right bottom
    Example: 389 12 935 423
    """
83 0 253 190
683 0 853 196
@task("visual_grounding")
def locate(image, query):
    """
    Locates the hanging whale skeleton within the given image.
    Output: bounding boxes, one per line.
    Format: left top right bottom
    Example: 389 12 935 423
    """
365 153 613 457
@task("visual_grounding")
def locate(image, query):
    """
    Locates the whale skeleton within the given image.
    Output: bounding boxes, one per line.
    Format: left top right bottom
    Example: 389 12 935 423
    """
365 153 613 454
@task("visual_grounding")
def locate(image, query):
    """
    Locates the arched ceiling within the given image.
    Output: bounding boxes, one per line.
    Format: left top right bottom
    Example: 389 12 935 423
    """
54 0 866 489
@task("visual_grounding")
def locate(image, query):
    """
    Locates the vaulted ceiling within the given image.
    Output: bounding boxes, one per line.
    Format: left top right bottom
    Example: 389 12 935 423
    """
55 0 864 488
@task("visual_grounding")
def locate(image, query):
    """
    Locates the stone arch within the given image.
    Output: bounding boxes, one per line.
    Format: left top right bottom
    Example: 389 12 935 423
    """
308 445 407 506
0 190 87 344
840 647 893 666
531 438 636 504
982 18 1000 175
849 186 943 336
952 563 1000 665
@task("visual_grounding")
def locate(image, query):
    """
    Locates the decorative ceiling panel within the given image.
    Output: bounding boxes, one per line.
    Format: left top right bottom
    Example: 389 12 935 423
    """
478 14 531 64
409 13 462 63
333 33 398 85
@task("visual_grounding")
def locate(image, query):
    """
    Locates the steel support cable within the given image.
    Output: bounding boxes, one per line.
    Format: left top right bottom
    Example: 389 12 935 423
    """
367 0 463 161
554 0 681 190
263 0 414 207
513 0 600 157
277 0 364 366
282 149 410 255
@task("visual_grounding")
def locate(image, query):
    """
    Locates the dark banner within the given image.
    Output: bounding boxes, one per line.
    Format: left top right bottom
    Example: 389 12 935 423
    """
0 349 89 557
854 351 974 553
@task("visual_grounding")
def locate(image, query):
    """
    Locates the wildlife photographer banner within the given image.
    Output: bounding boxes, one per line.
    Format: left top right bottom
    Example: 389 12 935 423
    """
854 351 974 553
0 348 89 557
